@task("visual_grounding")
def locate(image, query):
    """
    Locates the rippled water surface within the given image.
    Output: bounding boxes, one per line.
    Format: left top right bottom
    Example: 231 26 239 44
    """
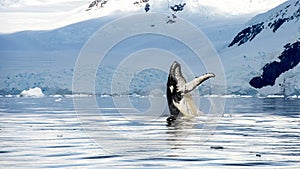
1 97 300 168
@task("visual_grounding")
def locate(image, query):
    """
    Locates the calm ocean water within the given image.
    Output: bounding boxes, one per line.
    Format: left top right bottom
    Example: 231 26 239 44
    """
1 96 300 168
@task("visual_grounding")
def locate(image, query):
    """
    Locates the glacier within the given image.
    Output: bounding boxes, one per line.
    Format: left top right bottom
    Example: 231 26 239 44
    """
2 0 298 97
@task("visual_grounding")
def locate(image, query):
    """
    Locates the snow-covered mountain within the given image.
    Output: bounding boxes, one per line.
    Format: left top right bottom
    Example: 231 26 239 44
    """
221 0 300 96
0 0 287 33
1 0 296 96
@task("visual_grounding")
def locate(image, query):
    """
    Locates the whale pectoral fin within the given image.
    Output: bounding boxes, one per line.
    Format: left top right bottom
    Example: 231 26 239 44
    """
184 73 215 94
185 94 203 116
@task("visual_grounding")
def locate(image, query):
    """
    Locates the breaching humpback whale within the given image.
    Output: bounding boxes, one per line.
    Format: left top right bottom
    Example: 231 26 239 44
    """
166 61 215 124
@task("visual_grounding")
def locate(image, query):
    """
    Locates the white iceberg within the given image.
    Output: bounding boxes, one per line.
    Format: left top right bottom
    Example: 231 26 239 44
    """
20 87 45 98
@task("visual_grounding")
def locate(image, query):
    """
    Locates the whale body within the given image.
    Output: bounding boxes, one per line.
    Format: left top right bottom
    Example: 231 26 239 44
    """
166 61 215 124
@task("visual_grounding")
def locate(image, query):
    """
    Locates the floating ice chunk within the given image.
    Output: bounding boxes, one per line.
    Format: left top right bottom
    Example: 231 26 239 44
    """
5 94 13 98
55 98 62 102
50 94 63 98
20 87 45 98
266 95 285 98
